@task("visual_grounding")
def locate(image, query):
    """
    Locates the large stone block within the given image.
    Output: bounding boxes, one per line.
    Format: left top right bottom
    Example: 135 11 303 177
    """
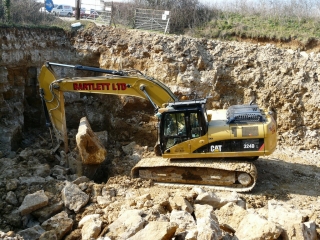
76 117 107 165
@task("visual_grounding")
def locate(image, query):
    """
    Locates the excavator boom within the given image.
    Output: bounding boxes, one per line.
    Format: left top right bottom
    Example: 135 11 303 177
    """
38 62 177 151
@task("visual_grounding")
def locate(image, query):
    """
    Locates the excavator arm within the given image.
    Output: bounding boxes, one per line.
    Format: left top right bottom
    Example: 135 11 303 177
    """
38 62 178 151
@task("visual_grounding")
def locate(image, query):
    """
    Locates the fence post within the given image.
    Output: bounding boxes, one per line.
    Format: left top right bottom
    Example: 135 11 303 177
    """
164 18 170 34
133 8 137 29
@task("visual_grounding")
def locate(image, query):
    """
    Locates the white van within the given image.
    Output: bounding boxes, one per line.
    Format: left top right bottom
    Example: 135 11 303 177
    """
52 5 73 17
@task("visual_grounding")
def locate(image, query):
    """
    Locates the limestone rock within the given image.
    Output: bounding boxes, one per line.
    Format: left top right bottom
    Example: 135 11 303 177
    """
215 202 248 231
76 116 107 165
268 200 313 240
32 201 64 223
17 225 45 240
78 214 101 228
97 196 112 205
169 195 193 213
39 230 58 240
194 204 222 240
170 210 196 231
19 190 49 216
236 213 282 240
6 178 19 191
185 228 198 240
19 176 46 186
194 190 222 209
294 222 317 240
127 221 178 240
105 209 146 239
62 181 89 212
81 218 103 240
41 211 73 240
31 163 51 177
6 191 18 206
72 176 90 185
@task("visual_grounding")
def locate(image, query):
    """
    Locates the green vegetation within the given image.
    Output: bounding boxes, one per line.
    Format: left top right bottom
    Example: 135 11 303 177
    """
194 12 320 43
1 0 320 45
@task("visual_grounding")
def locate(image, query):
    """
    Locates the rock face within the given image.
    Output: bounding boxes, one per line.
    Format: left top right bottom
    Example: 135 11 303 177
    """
1 25 320 156
0 27 77 155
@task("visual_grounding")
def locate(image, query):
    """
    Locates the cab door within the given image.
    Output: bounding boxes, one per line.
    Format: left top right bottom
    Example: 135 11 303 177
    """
161 111 208 156
161 112 189 155
187 112 208 154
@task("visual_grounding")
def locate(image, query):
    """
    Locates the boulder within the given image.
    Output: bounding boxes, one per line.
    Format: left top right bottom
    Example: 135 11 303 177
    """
169 195 193 213
76 116 107 165
78 214 101 228
268 200 315 240
19 190 49 216
128 221 178 240
61 181 89 213
105 209 146 239
32 201 64 223
81 218 103 239
169 209 196 231
215 202 248 231
236 213 282 240
194 204 222 240
41 211 73 240
39 230 58 240
17 225 45 240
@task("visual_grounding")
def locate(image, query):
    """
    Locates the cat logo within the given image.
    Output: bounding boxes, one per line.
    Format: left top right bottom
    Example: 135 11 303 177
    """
210 145 222 152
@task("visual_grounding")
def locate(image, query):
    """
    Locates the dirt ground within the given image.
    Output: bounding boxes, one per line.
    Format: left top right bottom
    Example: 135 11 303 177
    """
245 147 319 218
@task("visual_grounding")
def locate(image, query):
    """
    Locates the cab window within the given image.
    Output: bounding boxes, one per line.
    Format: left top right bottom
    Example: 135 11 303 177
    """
164 112 186 136
163 112 186 149
190 112 201 138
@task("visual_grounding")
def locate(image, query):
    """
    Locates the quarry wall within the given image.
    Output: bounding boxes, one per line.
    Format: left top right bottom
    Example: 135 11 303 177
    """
0 25 319 155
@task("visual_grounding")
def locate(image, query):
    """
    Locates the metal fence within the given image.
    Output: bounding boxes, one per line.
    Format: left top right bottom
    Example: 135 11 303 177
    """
134 8 170 34
81 1 113 25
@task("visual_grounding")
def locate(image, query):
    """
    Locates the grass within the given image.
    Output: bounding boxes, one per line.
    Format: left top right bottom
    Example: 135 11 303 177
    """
194 12 320 44
2 6 320 47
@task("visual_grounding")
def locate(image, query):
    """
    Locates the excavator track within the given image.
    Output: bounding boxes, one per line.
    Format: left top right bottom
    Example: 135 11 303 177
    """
131 157 257 192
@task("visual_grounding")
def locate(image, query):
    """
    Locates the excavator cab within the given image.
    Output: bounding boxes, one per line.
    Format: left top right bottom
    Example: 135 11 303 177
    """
159 99 209 156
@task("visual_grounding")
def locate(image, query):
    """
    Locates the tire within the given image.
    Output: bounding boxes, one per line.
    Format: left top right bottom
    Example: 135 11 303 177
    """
67 12 72 17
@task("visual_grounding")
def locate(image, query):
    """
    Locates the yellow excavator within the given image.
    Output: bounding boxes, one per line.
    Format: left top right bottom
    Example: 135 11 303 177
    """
38 61 277 192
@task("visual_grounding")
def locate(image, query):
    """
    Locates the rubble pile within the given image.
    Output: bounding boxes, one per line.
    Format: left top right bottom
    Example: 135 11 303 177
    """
0 141 319 239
